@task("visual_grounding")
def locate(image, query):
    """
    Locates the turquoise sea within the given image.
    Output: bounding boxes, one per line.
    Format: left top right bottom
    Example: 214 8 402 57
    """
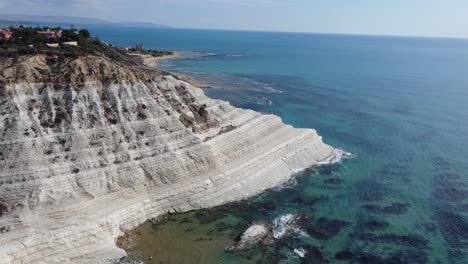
91 27 468 263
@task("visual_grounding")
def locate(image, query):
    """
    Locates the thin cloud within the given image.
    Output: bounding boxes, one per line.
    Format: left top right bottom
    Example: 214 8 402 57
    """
0 0 109 8
156 0 294 6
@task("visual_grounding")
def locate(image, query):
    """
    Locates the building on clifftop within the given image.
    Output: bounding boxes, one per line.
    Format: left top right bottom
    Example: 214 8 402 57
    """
38 29 62 39
0 30 12 41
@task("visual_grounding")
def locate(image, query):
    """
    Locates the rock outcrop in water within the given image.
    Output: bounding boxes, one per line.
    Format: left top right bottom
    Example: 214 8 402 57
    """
225 213 312 252
0 53 335 263
225 222 272 252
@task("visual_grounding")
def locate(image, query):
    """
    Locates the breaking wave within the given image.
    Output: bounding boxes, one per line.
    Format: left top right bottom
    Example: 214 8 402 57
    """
319 148 357 165
294 248 307 258
272 175 298 191
272 214 308 239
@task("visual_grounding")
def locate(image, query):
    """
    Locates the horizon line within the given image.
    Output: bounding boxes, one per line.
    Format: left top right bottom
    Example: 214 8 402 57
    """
1 18 467 41
171 26 468 41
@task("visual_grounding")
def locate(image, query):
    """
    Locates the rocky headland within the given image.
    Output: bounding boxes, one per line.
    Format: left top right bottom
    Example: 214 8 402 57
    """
0 37 335 263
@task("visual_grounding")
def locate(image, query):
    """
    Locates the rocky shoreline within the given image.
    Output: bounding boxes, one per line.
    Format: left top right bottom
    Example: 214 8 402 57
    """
142 51 182 68
0 51 335 263
144 51 211 88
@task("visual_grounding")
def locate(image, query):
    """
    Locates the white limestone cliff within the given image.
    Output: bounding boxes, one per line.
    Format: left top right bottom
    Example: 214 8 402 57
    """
0 54 335 263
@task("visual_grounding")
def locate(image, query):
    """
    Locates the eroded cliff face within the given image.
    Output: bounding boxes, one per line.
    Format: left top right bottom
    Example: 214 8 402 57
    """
0 54 335 263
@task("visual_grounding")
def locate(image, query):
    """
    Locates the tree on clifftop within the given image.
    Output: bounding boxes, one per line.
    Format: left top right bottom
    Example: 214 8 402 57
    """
60 30 79 42
78 29 90 38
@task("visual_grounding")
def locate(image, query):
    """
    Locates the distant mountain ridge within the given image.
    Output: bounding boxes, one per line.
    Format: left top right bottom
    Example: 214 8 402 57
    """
0 14 170 28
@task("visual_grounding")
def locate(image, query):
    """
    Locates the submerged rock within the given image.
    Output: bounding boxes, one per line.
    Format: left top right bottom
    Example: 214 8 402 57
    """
362 202 410 215
301 246 328 264
306 217 350 240
324 177 343 184
335 250 355 260
349 232 429 249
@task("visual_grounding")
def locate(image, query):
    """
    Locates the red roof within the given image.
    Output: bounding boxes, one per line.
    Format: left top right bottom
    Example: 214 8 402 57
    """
0 30 12 40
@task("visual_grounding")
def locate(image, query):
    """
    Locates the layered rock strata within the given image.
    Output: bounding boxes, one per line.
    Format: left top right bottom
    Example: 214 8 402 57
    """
0 54 334 263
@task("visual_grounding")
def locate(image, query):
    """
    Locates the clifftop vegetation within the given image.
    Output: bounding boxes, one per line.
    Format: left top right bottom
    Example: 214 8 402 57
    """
0 26 171 67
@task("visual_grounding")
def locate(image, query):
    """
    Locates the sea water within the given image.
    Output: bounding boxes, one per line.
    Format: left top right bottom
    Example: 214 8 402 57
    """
90 27 468 263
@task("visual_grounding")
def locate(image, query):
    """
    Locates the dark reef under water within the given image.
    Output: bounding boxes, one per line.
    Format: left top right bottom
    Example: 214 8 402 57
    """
122 161 446 264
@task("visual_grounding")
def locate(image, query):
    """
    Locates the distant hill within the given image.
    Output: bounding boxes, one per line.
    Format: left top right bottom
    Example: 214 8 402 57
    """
0 15 170 28
115 21 170 28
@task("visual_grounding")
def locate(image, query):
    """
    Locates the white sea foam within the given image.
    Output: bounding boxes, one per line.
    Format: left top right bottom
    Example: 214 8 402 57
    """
263 85 283 94
272 214 308 239
318 148 357 165
257 97 273 105
120 259 144 264
273 177 298 191
272 214 295 239
293 168 305 173
250 97 273 106
294 248 307 258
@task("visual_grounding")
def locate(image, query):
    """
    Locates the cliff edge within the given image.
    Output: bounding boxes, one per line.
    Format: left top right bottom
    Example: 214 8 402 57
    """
0 52 335 263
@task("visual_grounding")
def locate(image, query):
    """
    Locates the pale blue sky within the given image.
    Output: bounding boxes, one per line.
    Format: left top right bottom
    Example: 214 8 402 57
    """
1 0 468 38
